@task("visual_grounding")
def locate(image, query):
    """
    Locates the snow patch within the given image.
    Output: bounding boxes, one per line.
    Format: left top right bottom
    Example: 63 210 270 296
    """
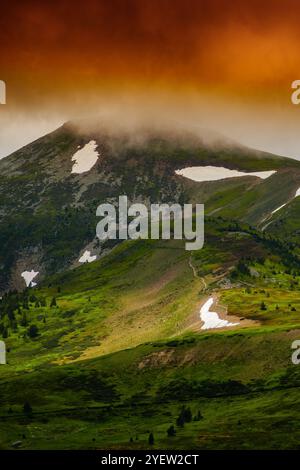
175 166 276 182
269 186 300 218
71 140 99 174
271 203 287 215
200 297 239 330
79 250 97 263
21 270 39 287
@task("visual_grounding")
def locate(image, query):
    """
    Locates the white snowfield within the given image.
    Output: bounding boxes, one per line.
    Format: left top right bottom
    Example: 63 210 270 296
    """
71 140 99 174
175 166 276 182
79 250 97 263
200 297 239 330
21 270 39 287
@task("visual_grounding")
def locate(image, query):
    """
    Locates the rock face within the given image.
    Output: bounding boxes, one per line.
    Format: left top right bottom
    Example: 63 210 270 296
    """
0 119 299 292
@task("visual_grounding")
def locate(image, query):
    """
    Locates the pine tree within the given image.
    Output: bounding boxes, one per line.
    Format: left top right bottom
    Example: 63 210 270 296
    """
27 325 39 338
23 401 32 415
176 413 185 427
148 432 154 445
183 407 192 423
167 425 176 437
194 410 203 421
20 312 28 327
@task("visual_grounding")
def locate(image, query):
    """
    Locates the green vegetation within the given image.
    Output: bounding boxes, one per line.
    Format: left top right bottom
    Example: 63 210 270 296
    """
1 327 300 449
1 123 300 449
0 217 300 449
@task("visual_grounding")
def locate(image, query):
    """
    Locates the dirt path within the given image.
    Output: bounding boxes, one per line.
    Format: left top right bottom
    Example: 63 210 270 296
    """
188 255 207 290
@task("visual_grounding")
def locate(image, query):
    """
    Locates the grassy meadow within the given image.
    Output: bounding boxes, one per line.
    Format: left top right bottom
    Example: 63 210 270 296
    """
1 218 300 449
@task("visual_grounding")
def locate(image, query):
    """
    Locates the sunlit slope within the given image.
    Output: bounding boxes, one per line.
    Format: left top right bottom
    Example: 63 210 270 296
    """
2 218 300 373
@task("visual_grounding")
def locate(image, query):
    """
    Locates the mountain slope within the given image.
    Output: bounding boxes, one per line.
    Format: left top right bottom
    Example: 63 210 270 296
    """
1 219 300 449
2 217 300 370
0 121 299 292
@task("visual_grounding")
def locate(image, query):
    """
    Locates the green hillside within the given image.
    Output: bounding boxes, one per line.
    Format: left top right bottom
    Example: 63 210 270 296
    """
1 218 300 449
1 327 300 450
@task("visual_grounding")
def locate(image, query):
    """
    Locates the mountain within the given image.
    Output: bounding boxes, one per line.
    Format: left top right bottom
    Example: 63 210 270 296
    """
2 121 300 449
0 120 299 292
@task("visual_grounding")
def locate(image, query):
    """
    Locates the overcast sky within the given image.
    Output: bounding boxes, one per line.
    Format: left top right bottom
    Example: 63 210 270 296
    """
1 0 300 159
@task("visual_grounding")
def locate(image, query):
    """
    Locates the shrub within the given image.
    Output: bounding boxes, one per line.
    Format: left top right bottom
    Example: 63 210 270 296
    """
28 325 39 338
23 402 32 415
167 425 176 437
